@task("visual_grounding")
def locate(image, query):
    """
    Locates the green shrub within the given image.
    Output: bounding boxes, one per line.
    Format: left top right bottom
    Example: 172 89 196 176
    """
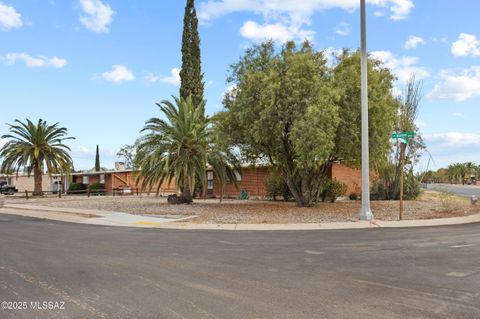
88 182 106 195
239 189 249 200
321 178 347 203
370 180 387 200
371 172 421 201
403 172 421 200
68 182 87 194
264 172 292 201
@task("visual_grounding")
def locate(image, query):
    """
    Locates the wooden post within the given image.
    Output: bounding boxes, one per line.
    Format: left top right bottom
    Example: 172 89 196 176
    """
25 190 29 200
87 189 90 198
399 142 406 220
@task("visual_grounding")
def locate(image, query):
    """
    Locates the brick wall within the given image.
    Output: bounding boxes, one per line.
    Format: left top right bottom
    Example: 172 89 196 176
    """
212 167 270 199
211 164 364 199
331 163 362 196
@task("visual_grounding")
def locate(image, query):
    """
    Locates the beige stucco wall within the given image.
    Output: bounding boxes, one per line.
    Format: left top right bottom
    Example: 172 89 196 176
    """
9 175 60 192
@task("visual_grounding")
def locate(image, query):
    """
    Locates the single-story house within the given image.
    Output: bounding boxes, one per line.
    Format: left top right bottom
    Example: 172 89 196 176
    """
69 169 177 194
2 161 364 198
0 173 68 193
71 162 363 199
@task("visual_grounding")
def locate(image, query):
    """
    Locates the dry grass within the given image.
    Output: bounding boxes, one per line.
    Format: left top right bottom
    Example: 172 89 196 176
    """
7 190 480 224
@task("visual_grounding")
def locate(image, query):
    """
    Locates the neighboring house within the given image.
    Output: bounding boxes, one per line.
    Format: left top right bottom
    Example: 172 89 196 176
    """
70 170 177 195
1 162 364 198
0 173 68 193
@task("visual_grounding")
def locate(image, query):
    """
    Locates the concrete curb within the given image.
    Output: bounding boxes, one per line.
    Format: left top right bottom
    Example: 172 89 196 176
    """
2 203 480 230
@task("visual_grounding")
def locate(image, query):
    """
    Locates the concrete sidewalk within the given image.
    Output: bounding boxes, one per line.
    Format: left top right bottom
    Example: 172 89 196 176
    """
1 203 480 230
2 203 196 228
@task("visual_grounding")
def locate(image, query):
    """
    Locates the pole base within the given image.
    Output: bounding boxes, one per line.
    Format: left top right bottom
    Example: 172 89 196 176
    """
359 208 374 221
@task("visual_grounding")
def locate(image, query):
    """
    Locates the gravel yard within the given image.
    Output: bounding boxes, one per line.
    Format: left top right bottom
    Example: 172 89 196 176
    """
7 190 480 224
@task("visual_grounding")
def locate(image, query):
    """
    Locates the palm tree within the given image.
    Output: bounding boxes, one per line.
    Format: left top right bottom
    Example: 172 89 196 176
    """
0 119 75 196
136 96 240 203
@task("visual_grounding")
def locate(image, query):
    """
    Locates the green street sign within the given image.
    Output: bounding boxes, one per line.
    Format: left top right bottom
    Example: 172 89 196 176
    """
391 131 415 139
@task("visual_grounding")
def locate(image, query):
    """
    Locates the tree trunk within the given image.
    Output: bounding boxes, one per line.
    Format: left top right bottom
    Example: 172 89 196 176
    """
181 176 193 203
33 163 43 196
284 174 305 207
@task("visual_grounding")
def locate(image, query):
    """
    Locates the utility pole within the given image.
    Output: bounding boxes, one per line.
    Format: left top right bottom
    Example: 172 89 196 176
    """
399 142 406 220
360 0 373 221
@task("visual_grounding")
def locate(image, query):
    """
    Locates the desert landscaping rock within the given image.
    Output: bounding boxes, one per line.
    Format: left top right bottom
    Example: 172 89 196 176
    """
7 190 480 224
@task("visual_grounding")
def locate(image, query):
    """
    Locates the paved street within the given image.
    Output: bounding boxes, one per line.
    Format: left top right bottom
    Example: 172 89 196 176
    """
0 213 479 319
427 183 480 198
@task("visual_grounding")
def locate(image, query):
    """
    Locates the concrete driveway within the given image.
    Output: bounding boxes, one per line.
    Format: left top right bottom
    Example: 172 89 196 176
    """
0 213 479 318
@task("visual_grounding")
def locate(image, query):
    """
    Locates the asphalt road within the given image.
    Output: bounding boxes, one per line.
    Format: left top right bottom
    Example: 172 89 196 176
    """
427 183 480 198
0 213 479 319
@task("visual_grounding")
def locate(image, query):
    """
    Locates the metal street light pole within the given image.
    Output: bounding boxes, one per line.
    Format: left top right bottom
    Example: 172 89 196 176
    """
360 0 373 220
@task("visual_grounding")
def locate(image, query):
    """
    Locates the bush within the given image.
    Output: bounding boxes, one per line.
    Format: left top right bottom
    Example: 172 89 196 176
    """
68 182 87 194
403 172 421 200
321 178 347 203
167 194 190 205
371 172 422 201
370 180 387 200
88 182 106 195
239 189 249 200
439 191 456 212
264 172 292 201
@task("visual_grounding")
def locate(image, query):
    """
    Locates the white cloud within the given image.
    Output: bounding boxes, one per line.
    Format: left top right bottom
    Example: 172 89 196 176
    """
101 64 135 83
415 120 426 128
3 52 67 68
160 68 181 86
451 33 480 57
144 72 160 84
323 47 342 66
334 22 350 36
0 137 7 148
452 112 463 117
199 0 414 23
387 0 414 21
426 132 480 148
0 2 22 30
391 86 402 98
199 0 413 43
144 68 189 87
371 50 429 83
79 0 115 33
404 35 424 49
424 132 480 167
428 66 480 102
240 20 314 43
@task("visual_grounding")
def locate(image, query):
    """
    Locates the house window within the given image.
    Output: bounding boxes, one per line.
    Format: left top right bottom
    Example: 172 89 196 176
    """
207 171 214 190
82 176 89 184
227 172 242 183
99 174 105 184
235 172 242 182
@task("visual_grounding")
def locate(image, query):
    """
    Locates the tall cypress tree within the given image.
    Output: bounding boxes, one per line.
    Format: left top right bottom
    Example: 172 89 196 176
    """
95 145 101 172
180 0 204 108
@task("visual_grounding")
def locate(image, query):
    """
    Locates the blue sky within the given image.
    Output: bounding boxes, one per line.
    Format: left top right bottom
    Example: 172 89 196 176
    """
0 0 479 170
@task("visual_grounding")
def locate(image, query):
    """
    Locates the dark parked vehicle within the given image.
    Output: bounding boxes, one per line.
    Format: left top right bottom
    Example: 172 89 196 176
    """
0 181 18 195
